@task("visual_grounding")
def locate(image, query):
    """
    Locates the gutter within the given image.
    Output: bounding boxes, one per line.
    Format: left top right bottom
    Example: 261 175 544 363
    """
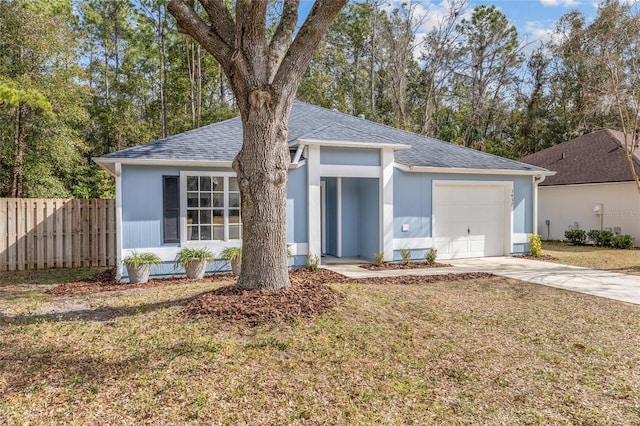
395 163 556 177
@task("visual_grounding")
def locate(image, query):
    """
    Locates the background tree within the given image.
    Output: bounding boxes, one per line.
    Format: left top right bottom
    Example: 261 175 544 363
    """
581 0 640 193
419 0 466 137
453 5 522 148
0 0 90 198
167 0 347 291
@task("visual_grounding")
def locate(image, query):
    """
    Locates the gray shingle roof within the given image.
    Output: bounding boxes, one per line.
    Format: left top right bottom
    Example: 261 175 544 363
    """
96 100 547 173
520 129 640 185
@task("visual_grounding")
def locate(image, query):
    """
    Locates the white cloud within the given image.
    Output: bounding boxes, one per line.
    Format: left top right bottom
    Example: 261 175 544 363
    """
540 0 579 6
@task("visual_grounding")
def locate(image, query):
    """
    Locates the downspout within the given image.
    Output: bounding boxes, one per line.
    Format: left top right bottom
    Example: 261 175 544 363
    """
533 174 546 236
115 163 123 281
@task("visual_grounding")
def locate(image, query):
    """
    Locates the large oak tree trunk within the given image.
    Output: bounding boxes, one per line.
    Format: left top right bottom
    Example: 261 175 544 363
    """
168 0 347 291
233 95 292 290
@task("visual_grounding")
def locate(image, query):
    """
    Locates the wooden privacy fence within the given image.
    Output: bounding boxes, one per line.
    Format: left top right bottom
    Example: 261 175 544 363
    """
0 198 116 271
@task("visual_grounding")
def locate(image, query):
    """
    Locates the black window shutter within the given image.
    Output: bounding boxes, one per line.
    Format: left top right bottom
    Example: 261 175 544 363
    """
163 176 180 243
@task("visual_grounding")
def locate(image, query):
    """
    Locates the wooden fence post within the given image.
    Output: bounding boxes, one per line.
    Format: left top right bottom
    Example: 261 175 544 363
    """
0 198 116 270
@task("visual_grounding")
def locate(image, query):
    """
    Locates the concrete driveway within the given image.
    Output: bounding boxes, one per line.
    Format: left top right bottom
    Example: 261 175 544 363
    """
323 256 640 305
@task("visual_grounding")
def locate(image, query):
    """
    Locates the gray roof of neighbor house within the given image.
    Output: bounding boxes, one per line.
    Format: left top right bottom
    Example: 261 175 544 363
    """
519 129 640 186
95 100 548 174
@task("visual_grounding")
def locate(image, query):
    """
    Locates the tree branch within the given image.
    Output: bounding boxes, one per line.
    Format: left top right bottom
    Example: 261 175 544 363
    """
267 0 300 82
273 0 347 97
167 0 234 72
235 0 269 84
199 0 235 47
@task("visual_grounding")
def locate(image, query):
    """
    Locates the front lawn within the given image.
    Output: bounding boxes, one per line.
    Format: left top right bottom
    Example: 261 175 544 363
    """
1 269 639 424
542 240 640 275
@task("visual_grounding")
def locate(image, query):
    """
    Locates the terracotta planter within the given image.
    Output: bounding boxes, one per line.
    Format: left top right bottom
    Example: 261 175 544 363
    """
126 263 151 284
230 258 241 276
184 260 207 279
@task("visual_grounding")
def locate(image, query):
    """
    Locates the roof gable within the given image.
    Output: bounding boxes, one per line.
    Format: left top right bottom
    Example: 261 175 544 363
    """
520 129 640 186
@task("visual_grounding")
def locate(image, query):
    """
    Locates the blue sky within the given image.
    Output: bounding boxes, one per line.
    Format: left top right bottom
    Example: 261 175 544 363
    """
472 0 600 43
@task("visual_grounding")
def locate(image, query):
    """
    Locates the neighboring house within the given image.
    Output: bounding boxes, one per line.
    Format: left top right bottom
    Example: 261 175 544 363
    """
94 101 551 280
520 129 640 244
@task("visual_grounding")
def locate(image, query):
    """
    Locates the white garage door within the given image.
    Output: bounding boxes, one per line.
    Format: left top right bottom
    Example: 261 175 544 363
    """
433 182 510 259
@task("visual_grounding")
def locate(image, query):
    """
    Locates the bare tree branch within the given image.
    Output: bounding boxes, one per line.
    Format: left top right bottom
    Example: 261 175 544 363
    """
273 0 348 97
235 0 269 84
199 0 235 46
167 0 233 70
267 0 300 81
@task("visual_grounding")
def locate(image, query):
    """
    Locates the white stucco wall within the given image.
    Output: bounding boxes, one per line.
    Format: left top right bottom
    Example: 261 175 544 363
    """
538 182 640 245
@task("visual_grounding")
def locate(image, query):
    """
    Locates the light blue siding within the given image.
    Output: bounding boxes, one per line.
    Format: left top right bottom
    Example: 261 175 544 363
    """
393 169 535 252
512 243 529 254
122 164 311 253
325 178 338 256
121 165 176 249
335 178 379 258
358 178 379 259
320 147 380 166
341 178 360 257
287 166 308 244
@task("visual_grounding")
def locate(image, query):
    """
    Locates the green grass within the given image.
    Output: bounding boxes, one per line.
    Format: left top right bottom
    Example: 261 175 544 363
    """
1 268 639 424
542 240 640 275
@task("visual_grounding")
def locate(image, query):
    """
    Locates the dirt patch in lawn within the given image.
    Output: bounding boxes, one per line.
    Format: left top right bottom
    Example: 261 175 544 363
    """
45 266 494 325
45 267 235 297
360 261 452 270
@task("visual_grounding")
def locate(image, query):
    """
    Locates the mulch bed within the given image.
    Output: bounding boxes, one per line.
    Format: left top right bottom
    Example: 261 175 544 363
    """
360 261 452 270
46 266 495 325
513 254 559 261
346 272 494 286
185 268 346 325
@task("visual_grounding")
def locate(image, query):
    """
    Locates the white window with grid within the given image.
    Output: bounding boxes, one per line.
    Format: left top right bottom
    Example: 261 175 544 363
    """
180 172 242 242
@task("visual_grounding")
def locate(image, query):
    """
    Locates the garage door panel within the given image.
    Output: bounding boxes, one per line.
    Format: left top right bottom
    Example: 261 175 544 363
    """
433 183 509 259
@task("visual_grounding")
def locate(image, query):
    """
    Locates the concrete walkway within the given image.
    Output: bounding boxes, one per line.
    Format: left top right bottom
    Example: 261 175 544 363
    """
322 256 640 305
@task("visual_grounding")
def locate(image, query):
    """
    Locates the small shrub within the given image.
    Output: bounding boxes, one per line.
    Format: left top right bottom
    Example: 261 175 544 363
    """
373 252 384 266
587 230 614 247
400 248 411 265
219 246 242 261
528 234 542 257
305 253 319 271
174 247 214 269
564 229 587 245
122 250 162 268
611 234 635 250
425 247 437 265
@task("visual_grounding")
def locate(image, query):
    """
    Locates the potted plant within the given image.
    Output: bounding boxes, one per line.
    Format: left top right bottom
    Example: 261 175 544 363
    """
122 250 162 284
174 247 215 279
220 246 242 275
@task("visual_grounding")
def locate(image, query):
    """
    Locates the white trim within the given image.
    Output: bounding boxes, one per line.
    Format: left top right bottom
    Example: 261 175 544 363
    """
94 157 304 177
533 175 546 235
292 145 304 164
115 163 123 280
540 180 637 188
319 164 380 178
432 180 513 258
320 181 326 255
381 149 395 261
298 138 411 150
395 163 555 177
393 238 434 250
307 145 322 261
179 171 241 245
121 241 308 264
289 243 309 256
512 233 530 245
337 177 342 258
